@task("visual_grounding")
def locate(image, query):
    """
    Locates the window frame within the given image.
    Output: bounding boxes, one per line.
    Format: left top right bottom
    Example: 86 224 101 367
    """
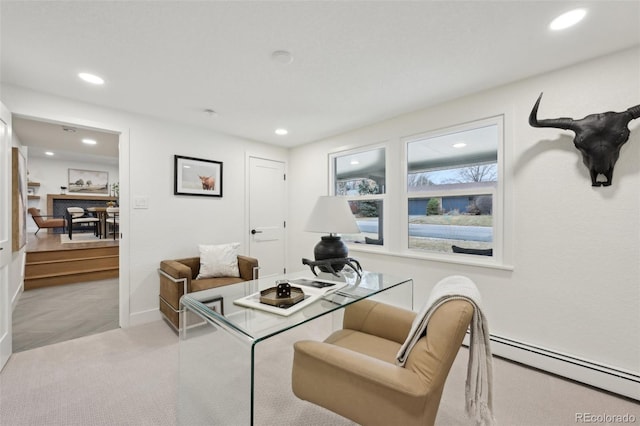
401 115 505 265
329 143 388 248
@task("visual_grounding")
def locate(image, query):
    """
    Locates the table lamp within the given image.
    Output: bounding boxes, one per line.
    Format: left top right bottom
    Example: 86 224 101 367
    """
305 196 360 271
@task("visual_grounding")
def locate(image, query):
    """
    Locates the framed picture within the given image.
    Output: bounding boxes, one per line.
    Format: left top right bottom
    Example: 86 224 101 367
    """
174 155 223 197
68 168 109 194
185 295 224 328
12 148 27 252
204 296 224 315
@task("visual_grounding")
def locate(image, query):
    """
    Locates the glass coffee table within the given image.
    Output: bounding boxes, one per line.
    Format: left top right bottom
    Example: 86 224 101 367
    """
179 269 413 425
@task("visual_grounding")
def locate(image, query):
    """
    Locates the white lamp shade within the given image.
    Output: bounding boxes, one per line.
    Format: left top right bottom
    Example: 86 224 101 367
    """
305 196 360 234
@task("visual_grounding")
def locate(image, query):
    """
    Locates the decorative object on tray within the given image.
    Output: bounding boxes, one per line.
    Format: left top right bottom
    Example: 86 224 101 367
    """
302 257 362 278
259 282 305 308
304 196 360 272
234 276 348 317
529 92 640 187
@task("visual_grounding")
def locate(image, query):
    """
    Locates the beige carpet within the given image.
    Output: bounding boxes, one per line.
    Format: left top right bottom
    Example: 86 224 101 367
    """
12 279 119 352
1 320 638 425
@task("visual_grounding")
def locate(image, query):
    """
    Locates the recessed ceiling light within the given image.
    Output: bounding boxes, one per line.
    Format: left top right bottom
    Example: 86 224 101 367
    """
275 128 288 135
549 9 586 31
453 142 467 149
271 50 294 65
78 72 105 85
350 160 360 165
45 151 54 156
82 138 97 145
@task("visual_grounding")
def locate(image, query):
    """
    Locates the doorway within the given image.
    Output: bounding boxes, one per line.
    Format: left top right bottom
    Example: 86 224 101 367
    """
248 156 287 277
10 115 124 351
0 103 12 370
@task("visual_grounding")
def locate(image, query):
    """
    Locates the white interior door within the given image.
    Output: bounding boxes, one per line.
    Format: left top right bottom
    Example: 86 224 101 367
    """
248 157 286 277
0 103 13 371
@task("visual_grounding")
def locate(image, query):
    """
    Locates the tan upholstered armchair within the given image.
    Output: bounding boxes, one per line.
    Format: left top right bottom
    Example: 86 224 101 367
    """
292 298 473 426
158 255 258 330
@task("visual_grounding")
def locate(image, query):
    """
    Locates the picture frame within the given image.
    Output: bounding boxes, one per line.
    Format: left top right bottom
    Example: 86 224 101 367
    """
204 296 224 315
12 148 27 252
68 168 109 194
185 295 224 328
174 155 223 197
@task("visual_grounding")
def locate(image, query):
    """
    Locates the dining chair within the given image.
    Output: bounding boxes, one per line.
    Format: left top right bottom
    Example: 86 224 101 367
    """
105 207 119 239
67 207 99 240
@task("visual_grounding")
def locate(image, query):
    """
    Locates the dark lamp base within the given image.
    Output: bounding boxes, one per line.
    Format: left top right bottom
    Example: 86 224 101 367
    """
313 235 348 272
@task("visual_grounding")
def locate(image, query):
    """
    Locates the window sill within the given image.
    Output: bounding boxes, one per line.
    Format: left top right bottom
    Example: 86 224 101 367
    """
348 244 515 271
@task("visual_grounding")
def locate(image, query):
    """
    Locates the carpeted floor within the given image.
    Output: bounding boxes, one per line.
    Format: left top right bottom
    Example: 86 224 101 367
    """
1 320 638 425
12 279 119 352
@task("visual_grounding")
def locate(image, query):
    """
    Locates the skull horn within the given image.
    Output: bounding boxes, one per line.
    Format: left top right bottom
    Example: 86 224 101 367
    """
627 104 640 120
529 92 579 132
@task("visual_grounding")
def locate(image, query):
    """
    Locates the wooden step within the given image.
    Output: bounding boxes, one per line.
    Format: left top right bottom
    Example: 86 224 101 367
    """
24 245 119 290
26 246 118 263
25 269 118 290
25 255 119 278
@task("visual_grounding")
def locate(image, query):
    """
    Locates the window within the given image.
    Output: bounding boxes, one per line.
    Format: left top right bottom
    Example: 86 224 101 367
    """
405 117 502 258
331 146 385 245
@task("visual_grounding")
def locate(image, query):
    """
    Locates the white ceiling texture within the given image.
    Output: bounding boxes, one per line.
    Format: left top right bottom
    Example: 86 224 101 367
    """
1 1 639 165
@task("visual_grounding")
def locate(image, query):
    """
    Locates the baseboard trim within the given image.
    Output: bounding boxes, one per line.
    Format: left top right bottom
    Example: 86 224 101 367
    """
11 279 23 311
470 334 640 401
128 307 162 327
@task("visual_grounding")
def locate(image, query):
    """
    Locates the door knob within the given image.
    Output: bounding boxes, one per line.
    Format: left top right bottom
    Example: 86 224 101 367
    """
251 229 263 235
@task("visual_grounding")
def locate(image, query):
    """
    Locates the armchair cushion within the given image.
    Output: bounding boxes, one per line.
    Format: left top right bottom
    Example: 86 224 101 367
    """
197 242 240 278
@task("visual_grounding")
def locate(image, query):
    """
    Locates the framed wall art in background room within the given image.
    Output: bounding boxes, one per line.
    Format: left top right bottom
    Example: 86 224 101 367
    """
68 168 109 194
11 148 27 251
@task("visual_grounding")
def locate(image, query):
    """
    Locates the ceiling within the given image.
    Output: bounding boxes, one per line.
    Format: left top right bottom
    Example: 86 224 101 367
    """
11 116 120 165
1 1 639 156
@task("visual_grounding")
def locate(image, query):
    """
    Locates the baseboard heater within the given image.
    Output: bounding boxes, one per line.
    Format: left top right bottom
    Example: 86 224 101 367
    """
463 333 639 401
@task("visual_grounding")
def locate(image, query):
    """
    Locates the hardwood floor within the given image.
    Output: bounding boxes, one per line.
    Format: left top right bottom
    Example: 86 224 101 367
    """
26 230 118 252
12 278 119 352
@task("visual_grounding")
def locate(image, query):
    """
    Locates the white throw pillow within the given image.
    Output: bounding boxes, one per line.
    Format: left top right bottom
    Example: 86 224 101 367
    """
197 242 240 279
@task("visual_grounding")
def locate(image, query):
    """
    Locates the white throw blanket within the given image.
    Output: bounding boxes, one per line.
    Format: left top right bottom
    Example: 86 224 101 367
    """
396 275 495 426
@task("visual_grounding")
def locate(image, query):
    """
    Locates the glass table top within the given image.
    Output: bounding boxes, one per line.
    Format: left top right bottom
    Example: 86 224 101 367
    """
180 269 413 343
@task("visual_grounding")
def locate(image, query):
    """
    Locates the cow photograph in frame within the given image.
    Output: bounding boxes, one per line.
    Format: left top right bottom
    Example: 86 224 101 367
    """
174 155 223 197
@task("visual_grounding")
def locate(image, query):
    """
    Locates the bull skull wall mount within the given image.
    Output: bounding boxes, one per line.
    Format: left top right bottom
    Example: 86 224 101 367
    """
529 93 640 186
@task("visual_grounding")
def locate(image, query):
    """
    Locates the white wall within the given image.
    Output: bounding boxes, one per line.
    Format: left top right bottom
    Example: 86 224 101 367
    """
1 84 288 326
288 47 640 398
25 156 119 233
